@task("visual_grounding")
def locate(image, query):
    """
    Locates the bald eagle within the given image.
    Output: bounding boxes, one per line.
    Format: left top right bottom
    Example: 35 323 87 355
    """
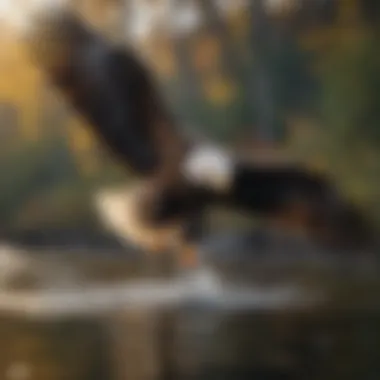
20 7 372 264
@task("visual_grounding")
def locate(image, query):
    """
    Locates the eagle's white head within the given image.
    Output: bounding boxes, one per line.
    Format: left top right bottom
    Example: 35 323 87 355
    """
182 144 235 193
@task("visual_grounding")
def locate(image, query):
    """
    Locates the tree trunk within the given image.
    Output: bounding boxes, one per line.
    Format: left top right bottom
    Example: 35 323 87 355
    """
248 0 277 143
170 1 200 119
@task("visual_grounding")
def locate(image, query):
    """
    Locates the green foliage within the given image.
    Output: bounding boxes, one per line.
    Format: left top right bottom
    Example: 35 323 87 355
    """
13 180 99 230
320 33 380 146
315 32 380 224
0 136 132 230
0 134 79 227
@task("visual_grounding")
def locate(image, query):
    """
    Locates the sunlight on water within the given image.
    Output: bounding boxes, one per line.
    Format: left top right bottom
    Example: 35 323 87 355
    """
180 266 223 294
0 261 314 318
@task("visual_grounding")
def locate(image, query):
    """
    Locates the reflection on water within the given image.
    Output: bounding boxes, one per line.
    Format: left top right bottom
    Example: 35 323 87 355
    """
0 244 379 380
1 306 380 379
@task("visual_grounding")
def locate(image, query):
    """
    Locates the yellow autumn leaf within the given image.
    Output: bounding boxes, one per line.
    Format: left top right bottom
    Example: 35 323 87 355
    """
192 35 221 72
202 75 237 106
0 36 44 141
153 48 177 78
307 155 329 175
227 8 250 39
68 119 95 153
143 37 177 78
336 0 361 25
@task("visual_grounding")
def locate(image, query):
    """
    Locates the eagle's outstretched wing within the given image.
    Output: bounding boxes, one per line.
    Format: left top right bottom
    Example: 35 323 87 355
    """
24 7 188 188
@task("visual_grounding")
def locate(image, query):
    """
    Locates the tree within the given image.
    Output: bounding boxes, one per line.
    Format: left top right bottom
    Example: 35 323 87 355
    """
0 135 79 228
318 31 380 224
321 34 380 146
196 0 241 78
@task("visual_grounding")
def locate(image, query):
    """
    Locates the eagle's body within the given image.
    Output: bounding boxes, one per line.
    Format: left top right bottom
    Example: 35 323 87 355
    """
16 5 372 260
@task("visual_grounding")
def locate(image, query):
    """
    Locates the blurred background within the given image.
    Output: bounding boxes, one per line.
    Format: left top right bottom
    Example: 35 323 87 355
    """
0 1 380 380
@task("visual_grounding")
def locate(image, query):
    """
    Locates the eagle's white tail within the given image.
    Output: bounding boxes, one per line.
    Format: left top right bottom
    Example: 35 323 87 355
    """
94 184 183 253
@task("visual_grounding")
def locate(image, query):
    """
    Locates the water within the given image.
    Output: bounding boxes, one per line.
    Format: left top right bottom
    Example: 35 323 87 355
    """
0 245 379 380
